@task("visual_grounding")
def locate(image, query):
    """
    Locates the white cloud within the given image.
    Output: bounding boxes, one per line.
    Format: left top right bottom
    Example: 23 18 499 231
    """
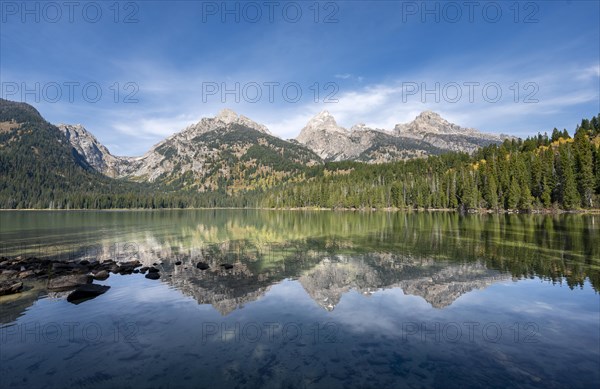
576 64 600 80
334 73 365 83
334 73 351 79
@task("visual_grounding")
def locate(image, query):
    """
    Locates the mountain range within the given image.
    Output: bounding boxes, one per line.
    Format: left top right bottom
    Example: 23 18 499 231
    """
296 110 508 162
53 105 509 188
0 98 519 208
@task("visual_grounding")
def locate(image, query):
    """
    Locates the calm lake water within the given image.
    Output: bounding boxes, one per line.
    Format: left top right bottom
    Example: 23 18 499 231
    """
0 210 599 389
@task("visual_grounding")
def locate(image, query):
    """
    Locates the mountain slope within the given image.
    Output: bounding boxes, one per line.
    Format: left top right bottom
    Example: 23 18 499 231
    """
0 99 143 208
119 109 322 193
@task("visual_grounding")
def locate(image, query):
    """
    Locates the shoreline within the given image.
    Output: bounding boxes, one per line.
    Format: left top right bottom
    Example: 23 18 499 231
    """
1 207 599 214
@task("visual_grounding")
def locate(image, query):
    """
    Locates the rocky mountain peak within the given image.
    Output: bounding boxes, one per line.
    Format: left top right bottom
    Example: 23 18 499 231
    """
297 110 347 143
411 110 458 132
416 110 442 120
308 110 341 129
215 108 238 123
314 110 333 119
176 109 272 138
395 111 492 138
397 111 458 135
212 108 271 134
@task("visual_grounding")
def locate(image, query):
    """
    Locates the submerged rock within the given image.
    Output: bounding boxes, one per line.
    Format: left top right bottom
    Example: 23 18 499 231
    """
145 272 160 280
0 280 23 296
47 274 92 292
117 260 141 272
67 284 111 304
196 262 209 270
93 270 110 281
118 260 140 267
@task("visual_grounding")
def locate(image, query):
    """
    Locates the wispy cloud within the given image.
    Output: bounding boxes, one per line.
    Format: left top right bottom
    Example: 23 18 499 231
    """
576 64 600 81
334 73 364 82
334 73 352 80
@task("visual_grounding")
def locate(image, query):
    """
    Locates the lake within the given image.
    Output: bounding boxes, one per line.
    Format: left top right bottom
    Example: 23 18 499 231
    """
0 210 599 389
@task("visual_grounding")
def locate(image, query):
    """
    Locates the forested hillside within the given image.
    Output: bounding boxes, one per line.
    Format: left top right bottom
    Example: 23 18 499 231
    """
0 99 253 209
262 116 600 211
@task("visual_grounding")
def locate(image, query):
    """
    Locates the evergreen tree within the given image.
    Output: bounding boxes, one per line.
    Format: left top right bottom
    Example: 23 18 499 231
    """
558 144 580 209
595 146 600 194
574 130 595 207
551 128 561 142
519 185 534 210
507 177 521 209
540 176 552 207
483 164 499 209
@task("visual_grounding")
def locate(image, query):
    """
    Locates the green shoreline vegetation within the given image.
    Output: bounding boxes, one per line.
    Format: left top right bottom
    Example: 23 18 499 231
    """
2 207 600 214
1 99 599 211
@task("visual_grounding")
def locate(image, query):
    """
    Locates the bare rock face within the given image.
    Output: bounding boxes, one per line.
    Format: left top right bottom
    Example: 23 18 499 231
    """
296 111 379 161
296 111 423 162
395 111 471 136
392 111 509 154
57 124 127 177
296 110 510 162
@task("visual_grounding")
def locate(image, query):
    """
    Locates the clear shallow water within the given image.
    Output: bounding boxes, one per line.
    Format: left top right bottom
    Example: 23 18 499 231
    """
0 210 599 389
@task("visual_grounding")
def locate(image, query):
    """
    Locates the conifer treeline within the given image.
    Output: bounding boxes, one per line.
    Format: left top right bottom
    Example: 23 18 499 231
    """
262 116 600 211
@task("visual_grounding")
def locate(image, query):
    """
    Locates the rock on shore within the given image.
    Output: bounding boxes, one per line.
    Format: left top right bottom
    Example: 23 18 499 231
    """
0 280 23 296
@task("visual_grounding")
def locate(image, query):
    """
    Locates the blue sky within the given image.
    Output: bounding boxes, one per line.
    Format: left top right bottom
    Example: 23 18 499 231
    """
1 0 598 156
